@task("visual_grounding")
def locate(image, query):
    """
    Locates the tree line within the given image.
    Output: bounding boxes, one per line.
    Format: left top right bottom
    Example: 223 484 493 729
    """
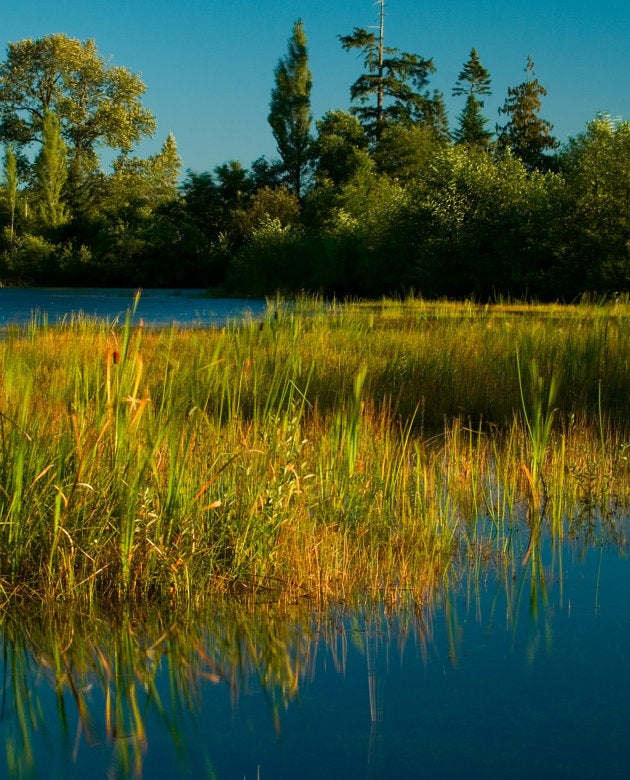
0 17 628 299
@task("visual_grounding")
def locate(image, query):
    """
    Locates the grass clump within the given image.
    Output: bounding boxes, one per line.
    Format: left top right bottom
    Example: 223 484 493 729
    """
0 297 629 609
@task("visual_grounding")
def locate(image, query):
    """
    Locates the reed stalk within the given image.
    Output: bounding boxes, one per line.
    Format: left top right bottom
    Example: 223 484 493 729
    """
0 298 626 609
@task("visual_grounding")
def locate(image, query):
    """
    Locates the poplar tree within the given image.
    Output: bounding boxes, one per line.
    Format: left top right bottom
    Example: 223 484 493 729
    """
268 19 313 199
452 48 492 148
34 110 68 229
3 144 18 245
496 57 557 170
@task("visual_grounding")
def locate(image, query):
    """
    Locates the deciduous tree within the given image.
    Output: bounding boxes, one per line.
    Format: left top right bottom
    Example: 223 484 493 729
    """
268 20 313 199
313 110 371 187
0 34 156 168
561 115 630 288
373 123 445 181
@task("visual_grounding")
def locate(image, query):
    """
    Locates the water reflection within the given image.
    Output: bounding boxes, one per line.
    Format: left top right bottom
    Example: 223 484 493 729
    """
1 517 629 779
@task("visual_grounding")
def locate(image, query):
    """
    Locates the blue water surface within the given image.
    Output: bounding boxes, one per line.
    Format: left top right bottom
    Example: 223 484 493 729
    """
2 538 628 779
0 288 267 328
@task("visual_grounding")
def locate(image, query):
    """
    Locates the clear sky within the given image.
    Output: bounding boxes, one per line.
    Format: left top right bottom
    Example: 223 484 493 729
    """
3 0 629 175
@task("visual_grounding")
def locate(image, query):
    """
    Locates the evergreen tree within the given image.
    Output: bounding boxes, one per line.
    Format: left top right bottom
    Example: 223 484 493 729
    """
496 57 557 170
268 19 313 199
339 15 440 139
148 132 181 203
452 48 492 147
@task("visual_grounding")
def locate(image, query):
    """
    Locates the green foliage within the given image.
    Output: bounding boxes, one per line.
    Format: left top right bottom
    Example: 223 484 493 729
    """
33 110 69 230
107 133 181 214
0 34 155 164
0 27 629 298
336 166 412 294
561 115 630 289
453 48 491 99
339 24 442 138
452 50 492 148
454 94 492 148
373 123 445 181
401 146 567 297
6 233 58 281
231 185 300 238
1 144 18 247
313 110 371 187
179 162 250 243
59 133 182 284
268 20 313 198
171 162 261 288
228 215 306 295
306 145 567 299
497 57 557 170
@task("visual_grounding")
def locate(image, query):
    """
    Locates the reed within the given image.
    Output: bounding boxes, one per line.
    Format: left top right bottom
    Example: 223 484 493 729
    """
516 351 559 505
0 297 629 609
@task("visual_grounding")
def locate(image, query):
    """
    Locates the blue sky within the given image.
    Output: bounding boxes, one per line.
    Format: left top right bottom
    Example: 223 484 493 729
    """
3 0 629 174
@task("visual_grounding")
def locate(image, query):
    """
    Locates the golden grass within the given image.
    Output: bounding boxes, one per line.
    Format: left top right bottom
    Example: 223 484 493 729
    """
0 297 628 609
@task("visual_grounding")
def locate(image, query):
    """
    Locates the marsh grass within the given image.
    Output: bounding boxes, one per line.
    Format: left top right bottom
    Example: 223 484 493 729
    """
0 297 629 609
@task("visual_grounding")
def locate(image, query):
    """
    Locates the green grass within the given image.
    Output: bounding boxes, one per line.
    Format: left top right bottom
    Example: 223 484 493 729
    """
0 296 629 609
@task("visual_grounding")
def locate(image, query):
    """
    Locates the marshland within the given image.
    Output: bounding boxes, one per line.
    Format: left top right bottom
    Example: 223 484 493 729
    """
1 295 630 777
0 295 626 608
1 1 629 773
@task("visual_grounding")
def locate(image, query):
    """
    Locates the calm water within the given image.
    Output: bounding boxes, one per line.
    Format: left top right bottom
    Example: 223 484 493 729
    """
0 288 267 328
0 291 628 778
1 529 629 779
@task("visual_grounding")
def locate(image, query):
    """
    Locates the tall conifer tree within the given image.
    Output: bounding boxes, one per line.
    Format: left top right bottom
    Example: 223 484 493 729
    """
3 144 18 245
339 2 440 140
497 57 557 170
452 48 492 147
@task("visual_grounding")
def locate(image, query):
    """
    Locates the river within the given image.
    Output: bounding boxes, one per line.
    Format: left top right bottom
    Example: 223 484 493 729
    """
0 287 267 328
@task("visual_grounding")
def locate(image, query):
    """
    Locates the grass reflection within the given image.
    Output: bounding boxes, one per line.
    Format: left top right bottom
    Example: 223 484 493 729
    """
0 592 437 778
0 510 625 779
0 298 629 774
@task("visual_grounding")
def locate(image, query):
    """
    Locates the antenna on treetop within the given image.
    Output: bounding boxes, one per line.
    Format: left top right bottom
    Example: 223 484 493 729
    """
369 0 386 124
378 0 385 65
370 0 385 61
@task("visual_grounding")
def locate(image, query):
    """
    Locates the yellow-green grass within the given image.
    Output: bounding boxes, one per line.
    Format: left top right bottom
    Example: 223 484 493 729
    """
0 297 629 609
